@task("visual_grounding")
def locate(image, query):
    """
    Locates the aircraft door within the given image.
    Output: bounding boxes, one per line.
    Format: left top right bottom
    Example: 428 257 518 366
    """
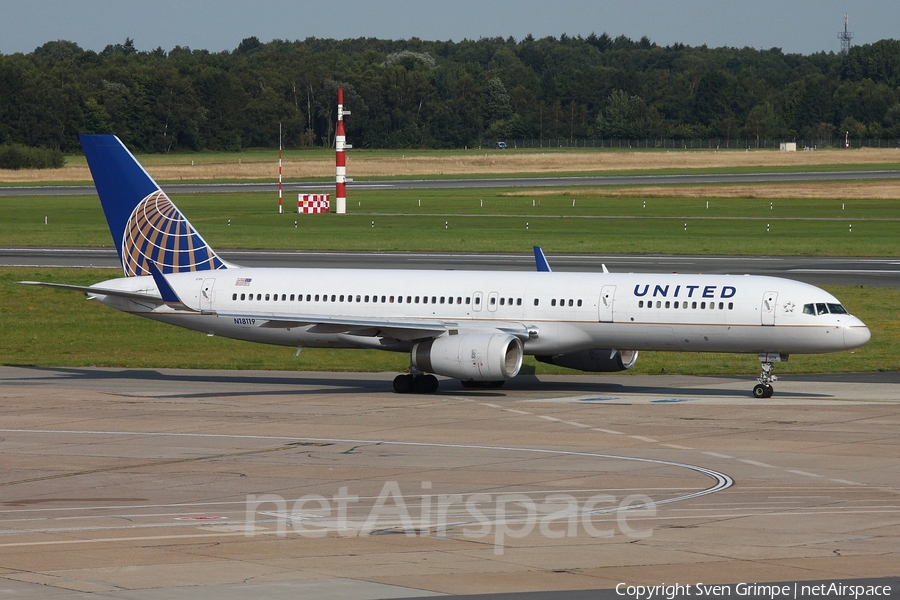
599 285 616 322
487 292 499 313
761 291 777 326
472 291 483 312
200 278 216 311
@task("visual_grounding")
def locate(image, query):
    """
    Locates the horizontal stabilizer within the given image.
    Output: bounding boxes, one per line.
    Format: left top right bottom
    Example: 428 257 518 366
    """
19 280 162 302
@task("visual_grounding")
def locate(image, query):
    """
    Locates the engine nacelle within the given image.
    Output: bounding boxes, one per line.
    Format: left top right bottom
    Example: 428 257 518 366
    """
535 349 638 372
412 334 524 381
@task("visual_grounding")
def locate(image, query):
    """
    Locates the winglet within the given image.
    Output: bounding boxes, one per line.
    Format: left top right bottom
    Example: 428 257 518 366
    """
146 260 196 311
533 246 552 272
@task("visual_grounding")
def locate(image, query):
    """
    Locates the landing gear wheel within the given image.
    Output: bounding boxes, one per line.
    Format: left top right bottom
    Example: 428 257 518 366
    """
393 374 412 394
752 383 774 398
417 374 439 394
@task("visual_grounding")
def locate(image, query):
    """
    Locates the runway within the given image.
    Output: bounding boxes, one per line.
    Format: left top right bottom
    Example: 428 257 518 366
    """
3 169 900 196
1 366 898 599
3 247 899 288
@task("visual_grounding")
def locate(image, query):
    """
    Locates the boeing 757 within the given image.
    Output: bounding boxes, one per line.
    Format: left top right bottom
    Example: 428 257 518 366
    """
22 135 871 398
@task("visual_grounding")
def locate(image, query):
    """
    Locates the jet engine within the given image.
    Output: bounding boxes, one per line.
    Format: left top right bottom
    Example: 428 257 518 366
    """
535 349 638 372
412 333 524 381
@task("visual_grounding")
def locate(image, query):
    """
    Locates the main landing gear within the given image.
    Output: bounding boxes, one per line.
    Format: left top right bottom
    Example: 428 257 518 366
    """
393 373 439 394
752 354 781 398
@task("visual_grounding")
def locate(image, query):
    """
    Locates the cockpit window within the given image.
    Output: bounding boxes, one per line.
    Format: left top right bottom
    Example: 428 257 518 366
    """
804 302 850 316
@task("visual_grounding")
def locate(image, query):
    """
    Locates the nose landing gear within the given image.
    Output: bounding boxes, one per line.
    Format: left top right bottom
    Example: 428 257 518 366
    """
752 353 786 398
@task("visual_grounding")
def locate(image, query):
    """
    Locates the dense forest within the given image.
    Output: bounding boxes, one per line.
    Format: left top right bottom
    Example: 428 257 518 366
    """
2 34 900 153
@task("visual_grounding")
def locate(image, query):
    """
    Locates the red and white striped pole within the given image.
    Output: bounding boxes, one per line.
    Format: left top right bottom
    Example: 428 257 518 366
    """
335 87 350 214
277 122 283 214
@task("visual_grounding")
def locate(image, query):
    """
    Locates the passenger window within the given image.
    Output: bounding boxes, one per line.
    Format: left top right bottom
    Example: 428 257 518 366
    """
306 294 311 301
408 296 413 303
314 294 320 301
674 301 679 308
656 300 661 308
639 300 644 308
551 299 557 307
423 296 428 304
517 299 522 306
265 294 270 301
490 297 496 305
240 293 245 301
448 297 453 304
290 294 295 301
339 295 344 302
474 297 480 305
700 302 706 309
390 296 395 303
534 299 539 306
500 298 505 306
232 293 237 300
718 302 724 309
728 302 733 310
691 301 697 309
331 295 336 302
665 301 670 309
282 294 286 301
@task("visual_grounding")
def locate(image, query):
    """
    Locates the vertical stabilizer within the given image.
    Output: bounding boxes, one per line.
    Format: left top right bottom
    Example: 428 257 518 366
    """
80 134 226 276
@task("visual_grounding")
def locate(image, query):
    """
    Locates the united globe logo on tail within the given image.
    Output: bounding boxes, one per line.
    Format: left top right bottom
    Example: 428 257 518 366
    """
122 190 226 276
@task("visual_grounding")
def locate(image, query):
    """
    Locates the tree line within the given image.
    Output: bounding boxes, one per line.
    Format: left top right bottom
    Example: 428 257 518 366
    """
1 34 899 153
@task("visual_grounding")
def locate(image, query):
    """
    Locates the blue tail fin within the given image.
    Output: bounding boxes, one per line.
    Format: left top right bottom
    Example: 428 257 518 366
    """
80 134 227 277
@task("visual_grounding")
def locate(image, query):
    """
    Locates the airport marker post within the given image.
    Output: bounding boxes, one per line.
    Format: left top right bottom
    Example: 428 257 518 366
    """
335 88 350 214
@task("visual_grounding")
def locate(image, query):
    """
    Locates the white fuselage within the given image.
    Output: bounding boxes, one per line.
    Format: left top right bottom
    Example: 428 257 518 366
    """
91 268 870 356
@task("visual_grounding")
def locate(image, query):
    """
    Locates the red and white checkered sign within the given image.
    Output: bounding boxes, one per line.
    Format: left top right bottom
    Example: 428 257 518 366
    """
298 194 330 214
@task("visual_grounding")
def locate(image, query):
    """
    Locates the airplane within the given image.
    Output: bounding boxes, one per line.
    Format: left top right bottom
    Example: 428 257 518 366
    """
21 134 871 399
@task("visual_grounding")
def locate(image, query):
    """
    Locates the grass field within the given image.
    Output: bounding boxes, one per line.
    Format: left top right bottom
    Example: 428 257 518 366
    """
2 146 900 183
2 184 899 255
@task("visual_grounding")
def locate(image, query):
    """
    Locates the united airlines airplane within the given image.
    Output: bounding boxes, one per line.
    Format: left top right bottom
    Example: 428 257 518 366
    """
23 135 870 398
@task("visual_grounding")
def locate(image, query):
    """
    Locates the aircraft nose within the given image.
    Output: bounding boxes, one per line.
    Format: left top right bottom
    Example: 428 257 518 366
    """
843 317 871 350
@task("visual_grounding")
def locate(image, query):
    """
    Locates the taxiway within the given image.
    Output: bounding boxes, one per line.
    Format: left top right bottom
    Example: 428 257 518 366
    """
0 366 897 599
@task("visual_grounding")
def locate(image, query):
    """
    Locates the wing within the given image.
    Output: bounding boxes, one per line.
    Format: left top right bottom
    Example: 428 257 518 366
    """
217 309 534 343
